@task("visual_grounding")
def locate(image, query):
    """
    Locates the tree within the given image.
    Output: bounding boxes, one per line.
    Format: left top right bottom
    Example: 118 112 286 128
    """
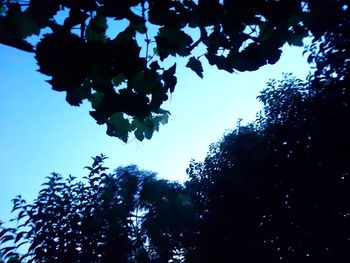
187 79 350 261
0 155 195 263
1 0 347 142
186 14 350 261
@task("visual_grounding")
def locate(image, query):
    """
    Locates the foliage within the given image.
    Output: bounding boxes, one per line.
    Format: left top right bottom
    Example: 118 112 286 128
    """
2 2 350 262
186 15 350 261
2 0 347 142
0 155 195 263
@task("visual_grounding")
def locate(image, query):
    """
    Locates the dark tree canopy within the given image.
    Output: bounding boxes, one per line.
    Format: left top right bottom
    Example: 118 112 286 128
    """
0 155 195 262
186 15 350 262
0 0 348 142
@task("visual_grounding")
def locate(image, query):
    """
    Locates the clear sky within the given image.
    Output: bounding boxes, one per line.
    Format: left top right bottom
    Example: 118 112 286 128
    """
0 41 310 223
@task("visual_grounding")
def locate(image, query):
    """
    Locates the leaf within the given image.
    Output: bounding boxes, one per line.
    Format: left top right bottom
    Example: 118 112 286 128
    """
0 229 8 238
26 0 60 27
65 83 91 106
287 33 304 47
131 118 155 141
160 113 169 125
0 234 14 243
36 32 87 79
150 61 160 71
112 74 125 86
287 25 308 47
186 57 204 78
144 123 154 139
28 234 45 252
63 8 88 29
110 27 145 78
206 53 234 73
106 112 131 142
18 13 40 38
134 127 145 141
14 231 26 244
148 2 171 26
152 47 158 57
5 4 40 39
0 246 16 257
17 210 27 221
266 48 282 65
90 92 105 109
163 63 177 93
0 5 38 52
130 20 147 34
155 27 193 60
113 26 136 44
128 72 154 95
86 15 107 42
150 84 168 111
36 32 89 105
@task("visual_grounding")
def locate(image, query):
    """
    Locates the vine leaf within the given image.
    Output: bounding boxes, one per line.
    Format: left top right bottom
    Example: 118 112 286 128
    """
89 91 105 110
155 27 193 60
186 57 204 78
131 20 147 34
163 63 177 93
6 4 40 39
86 15 107 42
132 119 154 141
106 112 131 143
36 33 89 105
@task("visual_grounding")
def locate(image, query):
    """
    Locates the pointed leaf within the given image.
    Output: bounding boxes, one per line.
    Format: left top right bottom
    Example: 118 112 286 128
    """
0 234 14 243
186 57 204 78
106 112 131 142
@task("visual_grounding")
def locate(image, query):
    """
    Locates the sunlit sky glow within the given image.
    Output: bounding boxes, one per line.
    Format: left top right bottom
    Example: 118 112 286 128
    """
0 39 311 222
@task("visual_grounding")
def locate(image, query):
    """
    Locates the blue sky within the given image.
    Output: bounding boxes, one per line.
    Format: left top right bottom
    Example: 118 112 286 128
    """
0 41 310 222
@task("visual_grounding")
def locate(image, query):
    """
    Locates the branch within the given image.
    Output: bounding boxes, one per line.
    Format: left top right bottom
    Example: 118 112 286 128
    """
187 26 208 53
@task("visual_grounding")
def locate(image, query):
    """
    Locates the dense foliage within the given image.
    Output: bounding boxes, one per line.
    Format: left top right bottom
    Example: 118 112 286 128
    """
0 155 195 262
186 14 350 262
1 0 348 141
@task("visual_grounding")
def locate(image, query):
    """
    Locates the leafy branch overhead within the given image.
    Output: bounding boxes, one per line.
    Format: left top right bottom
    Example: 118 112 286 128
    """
0 0 345 141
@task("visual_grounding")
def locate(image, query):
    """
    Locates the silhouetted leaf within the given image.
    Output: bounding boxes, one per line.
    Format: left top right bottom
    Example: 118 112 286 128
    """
106 112 131 142
163 63 177 93
90 92 104 109
0 246 16 257
0 235 14 243
86 15 107 42
186 57 204 78
14 231 26 244
155 27 192 60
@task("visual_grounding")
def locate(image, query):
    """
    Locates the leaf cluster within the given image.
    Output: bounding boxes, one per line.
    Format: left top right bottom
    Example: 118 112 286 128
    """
1 0 346 141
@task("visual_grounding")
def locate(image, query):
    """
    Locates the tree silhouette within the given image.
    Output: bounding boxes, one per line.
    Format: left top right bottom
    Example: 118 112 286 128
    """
186 14 350 262
0 155 195 263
